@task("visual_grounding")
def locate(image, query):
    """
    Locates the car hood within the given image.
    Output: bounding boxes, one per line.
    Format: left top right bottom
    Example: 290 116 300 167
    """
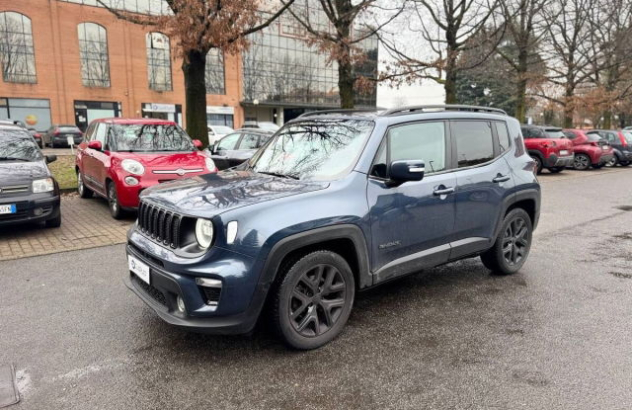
113 151 208 169
0 160 50 184
141 170 328 216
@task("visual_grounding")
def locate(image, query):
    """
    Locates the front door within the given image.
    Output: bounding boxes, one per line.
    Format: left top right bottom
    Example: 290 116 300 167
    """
451 120 514 258
367 120 456 284
83 122 109 195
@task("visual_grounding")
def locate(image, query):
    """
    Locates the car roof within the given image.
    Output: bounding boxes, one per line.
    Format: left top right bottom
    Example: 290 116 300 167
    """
0 123 29 132
91 118 178 126
284 105 511 127
234 128 274 135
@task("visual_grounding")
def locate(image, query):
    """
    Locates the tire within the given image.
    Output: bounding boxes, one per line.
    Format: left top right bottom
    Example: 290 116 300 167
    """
573 154 591 170
481 208 533 275
605 156 618 167
107 181 124 220
77 171 93 198
549 167 564 174
530 155 543 174
272 250 355 350
45 212 61 228
620 161 630 167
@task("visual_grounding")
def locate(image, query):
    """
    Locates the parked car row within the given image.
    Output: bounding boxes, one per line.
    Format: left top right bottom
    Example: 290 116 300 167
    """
521 125 620 174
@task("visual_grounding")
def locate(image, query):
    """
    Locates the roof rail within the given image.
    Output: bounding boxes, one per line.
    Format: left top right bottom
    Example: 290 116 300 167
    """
381 104 507 116
297 108 382 118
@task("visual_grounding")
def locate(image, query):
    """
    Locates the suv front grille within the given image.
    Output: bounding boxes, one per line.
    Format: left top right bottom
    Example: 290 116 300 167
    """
0 185 29 195
138 201 182 249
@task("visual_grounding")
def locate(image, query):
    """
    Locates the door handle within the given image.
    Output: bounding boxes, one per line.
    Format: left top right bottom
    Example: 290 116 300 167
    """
433 187 455 196
493 175 511 183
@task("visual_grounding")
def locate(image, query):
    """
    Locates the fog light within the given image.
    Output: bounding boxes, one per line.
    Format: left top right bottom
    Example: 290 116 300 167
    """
33 207 43 216
176 295 186 313
124 176 139 186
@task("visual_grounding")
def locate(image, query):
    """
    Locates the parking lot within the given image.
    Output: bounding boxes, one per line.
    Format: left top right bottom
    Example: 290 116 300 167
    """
1 166 631 409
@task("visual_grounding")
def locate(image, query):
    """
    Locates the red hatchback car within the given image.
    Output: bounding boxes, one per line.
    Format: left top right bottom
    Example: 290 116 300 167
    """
562 129 615 170
75 118 216 218
520 125 574 174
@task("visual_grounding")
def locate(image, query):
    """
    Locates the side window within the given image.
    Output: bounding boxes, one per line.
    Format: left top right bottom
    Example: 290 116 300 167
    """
453 121 494 168
94 123 107 144
84 123 96 141
564 131 576 140
370 140 387 178
495 122 511 152
238 134 259 150
257 135 272 148
217 133 240 150
606 132 617 143
388 121 447 174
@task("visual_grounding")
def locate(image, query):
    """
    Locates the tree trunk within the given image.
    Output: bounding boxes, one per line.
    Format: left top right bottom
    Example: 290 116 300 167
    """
183 50 209 147
444 40 459 104
514 48 529 123
602 111 612 129
563 86 574 128
338 60 355 108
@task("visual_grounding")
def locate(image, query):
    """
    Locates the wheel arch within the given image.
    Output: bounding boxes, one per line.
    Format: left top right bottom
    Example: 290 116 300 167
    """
261 224 372 291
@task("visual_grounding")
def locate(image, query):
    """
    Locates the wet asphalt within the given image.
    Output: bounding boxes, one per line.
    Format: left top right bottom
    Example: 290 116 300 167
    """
1 168 631 409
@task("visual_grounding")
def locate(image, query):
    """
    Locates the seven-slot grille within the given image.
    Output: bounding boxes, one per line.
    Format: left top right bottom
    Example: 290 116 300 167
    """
138 201 182 249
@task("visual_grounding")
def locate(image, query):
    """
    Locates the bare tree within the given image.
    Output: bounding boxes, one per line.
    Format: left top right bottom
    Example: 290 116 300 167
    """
539 0 596 127
282 0 404 108
381 0 501 104
496 0 547 122
97 0 295 146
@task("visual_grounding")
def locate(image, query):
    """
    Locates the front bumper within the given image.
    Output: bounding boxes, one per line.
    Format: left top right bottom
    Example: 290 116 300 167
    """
0 194 60 226
124 232 265 335
545 154 574 168
53 136 83 146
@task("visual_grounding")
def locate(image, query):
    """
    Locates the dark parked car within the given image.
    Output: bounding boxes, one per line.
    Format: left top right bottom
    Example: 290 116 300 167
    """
43 124 83 148
0 123 61 228
587 129 631 167
207 129 273 170
125 105 540 350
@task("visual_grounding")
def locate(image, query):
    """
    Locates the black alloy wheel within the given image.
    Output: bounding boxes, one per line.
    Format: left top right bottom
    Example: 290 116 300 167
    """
481 208 533 275
273 250 355 350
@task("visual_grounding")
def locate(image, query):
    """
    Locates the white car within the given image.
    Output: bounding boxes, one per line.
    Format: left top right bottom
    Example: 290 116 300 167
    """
207 125 234 145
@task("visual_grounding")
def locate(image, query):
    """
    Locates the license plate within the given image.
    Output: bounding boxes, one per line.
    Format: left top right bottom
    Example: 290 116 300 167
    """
128 255 150 284
560 150 569 156
0 204 16 215
602 146 608 151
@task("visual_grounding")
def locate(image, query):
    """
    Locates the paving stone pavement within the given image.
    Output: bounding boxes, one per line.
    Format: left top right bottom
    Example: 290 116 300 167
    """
0 194 134 261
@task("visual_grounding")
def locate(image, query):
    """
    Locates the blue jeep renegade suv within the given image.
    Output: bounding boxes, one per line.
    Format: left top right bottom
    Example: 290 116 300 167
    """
125 105 540 350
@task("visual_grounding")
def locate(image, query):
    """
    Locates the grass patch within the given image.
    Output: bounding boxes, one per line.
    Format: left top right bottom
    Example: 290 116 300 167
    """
48 155 77 190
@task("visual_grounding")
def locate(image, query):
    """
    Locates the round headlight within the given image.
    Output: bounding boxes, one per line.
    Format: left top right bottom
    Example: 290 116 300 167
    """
195 219 214 249
121 159 145 176
205 157 217 172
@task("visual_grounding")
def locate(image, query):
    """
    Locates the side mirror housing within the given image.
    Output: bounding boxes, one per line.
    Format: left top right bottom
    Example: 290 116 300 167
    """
389 160 425 185
88 140 102 151
45 155 57 164
193 139 203 149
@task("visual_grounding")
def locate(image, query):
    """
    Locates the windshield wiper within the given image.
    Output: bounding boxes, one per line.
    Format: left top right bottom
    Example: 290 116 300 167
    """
0 157 31 162
258 171 299 180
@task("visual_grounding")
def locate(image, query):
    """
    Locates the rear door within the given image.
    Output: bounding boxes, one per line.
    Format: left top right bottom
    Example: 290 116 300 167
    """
451 120 513 259
211 132 241 169
230 133 260 167
367 120 457 282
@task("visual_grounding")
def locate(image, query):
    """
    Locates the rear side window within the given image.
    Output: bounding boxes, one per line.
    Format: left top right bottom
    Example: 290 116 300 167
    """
495 122 511 152
563 131 577 139
587 133 602 142
238 134 259 150
388 121 447 174
453 121 494 168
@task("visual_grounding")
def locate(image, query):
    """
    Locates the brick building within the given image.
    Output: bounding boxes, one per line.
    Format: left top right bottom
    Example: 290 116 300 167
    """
0 0 377 132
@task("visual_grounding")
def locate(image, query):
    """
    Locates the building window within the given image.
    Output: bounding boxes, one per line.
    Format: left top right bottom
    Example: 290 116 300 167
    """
0 12 37 84
146 32 172 91
205 49 225 95
77 22 110 87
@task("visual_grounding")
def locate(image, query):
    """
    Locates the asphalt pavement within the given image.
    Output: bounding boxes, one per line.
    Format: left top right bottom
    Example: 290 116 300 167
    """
1 168 632 409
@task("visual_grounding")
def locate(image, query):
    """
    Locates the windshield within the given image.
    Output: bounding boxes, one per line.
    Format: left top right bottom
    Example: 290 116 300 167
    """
0 129 42 161
622 131 632 144
108 124 195 152
545 130 565 138
249 119 374 181
211 126 233 134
